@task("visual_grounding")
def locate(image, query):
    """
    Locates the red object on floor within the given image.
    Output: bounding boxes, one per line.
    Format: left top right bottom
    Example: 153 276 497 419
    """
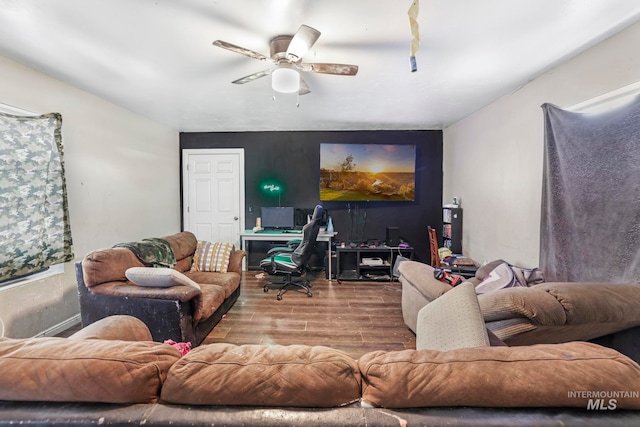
164 339 191 356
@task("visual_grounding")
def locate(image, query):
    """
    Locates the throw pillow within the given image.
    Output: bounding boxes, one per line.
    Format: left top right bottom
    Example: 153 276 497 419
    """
125 267 201 290
416 282 490 351
191 241 235 273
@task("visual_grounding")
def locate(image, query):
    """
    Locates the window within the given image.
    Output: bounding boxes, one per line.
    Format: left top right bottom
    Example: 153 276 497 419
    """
0 103 74 284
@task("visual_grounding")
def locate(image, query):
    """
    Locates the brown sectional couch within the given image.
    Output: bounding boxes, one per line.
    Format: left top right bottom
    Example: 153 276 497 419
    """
1 316 640 425
399 260 640 355
76 231 245 345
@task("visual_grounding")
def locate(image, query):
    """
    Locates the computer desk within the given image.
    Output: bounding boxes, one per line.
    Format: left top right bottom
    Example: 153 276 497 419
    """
239 229 337 280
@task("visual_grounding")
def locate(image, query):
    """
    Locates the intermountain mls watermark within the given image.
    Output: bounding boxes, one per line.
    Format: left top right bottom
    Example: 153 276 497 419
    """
568 390 640 410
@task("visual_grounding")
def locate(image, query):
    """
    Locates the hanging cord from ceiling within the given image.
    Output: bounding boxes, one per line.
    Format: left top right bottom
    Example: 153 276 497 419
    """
408 0 420 72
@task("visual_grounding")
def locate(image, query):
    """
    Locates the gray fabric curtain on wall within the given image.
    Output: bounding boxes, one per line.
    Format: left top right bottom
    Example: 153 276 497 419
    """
0 112 74 282
540 97 640 283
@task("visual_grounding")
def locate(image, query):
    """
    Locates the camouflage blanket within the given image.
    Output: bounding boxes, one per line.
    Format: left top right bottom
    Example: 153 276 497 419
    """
114 237 176 268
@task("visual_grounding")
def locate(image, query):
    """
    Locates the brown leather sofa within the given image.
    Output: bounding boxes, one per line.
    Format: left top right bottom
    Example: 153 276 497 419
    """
76 231 245 346
1 315 640 426
399 259 640 360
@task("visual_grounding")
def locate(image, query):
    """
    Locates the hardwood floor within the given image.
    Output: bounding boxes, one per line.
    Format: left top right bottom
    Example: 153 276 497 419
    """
60 271 416 360
205 271 416 359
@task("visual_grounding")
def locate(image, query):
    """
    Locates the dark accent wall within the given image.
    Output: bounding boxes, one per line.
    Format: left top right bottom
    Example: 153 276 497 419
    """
180 130 443 263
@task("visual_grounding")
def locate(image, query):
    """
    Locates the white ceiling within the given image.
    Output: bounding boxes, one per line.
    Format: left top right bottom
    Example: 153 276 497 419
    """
1 0 640 132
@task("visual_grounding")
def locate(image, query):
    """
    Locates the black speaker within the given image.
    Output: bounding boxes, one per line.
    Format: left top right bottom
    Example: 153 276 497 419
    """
325 253 337 279
386 227 400 247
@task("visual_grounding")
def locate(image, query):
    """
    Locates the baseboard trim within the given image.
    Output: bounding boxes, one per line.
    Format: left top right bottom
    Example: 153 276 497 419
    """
34 314 81 338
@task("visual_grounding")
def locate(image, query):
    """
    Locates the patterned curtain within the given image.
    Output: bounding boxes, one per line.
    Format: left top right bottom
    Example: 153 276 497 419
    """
0 112 74 282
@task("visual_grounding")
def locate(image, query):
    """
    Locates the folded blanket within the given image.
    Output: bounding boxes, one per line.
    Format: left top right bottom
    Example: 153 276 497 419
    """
475 262 545 294
114 238 176 268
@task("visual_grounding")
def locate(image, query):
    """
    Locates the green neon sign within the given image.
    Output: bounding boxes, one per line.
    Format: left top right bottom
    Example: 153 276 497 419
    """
263 184 281 193
260 180 284 205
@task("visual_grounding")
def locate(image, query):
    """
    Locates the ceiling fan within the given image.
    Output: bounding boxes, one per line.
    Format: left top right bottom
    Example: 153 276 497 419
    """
212 25 359 95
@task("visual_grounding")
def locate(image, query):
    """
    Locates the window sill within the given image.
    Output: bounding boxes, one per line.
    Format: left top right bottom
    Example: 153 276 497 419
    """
0 264 65 291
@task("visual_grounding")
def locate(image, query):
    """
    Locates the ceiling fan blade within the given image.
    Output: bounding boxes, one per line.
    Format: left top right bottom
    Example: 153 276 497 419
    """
301 63 359 76
212 40 269 61
231 69 272 85
286 25 321 62
299 76 311 95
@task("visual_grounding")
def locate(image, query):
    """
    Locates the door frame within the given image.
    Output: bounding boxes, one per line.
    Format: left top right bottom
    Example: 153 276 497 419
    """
181 148 245 246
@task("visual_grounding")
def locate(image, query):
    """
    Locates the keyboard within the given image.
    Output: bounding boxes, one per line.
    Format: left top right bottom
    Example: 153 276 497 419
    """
255 228 301 234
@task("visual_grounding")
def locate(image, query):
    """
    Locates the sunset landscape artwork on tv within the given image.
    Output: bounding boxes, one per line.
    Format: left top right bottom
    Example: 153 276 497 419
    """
320 143 416 201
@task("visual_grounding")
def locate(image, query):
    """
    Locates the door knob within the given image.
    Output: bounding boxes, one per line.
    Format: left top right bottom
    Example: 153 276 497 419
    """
234 216 239 220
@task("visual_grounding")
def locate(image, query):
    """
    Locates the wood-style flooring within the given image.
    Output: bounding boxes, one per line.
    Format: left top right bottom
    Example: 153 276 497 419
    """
204 271 416 359
60 271 416 360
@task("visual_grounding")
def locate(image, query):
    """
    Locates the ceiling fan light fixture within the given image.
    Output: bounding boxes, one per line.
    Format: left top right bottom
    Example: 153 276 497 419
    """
213 24 356 97
272 68 300 93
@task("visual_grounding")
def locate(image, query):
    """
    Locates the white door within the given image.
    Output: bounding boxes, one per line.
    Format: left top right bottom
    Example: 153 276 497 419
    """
182 149 244 248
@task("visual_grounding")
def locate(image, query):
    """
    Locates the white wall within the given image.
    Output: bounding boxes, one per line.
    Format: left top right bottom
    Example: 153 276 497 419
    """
443 20 640 268
0 55 179 337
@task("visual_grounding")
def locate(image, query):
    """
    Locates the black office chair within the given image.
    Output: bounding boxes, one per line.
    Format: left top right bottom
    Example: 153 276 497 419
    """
265 207 329 256
266 238 301 256
259 205 323 300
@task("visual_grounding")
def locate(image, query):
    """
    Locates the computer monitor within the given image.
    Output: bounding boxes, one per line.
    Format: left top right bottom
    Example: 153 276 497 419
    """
261 206 295 230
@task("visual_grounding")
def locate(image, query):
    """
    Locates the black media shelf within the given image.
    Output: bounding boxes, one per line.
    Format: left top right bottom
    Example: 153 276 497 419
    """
336 246 413 282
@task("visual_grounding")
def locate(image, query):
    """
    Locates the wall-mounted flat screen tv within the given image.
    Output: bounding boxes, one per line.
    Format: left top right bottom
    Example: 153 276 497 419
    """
320 143 416 201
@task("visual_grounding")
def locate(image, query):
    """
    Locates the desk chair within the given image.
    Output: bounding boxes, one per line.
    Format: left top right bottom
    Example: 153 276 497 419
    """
265 207 329 256
266 238 301 256
259 205 323 300
428 226 441 268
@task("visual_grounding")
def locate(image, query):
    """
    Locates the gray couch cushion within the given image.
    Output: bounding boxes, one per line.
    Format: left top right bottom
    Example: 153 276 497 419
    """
416 282 489 351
